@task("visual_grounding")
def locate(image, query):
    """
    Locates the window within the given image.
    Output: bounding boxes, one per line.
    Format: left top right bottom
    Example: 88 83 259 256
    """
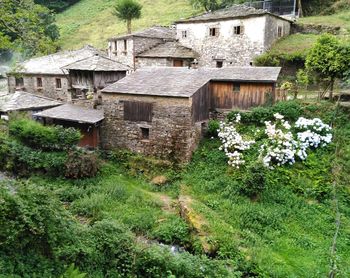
233 25 244 35
182 30 187 38
216 61 223 68
140 127 150 140
114 41 118 53
15 77 24 87
56 78 62 89
233 83 240 93
124 101 153 122
277 26 283 38
123 39 127 53
37 77 43 88
209 27 219 37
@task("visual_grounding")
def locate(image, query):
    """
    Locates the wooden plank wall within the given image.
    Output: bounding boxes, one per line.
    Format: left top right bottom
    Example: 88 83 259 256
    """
192 82 210 122
124 101 153 122
94 71 127 89
210 81 274 110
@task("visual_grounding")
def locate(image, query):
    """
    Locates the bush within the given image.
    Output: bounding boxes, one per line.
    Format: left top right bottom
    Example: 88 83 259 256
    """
207 119 220 137
65 149 100 179
272 101 302 121
9 119 81 151
151 215 191 246
240 162 267 198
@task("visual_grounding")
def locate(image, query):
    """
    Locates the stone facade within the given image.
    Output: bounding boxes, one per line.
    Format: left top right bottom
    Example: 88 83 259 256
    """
8 74 70 101
176 14 290 67
108 37 167 69
100 93 204 162
136 57 192 68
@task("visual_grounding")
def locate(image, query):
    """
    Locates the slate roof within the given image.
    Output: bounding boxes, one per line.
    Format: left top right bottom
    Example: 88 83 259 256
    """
101 67 281 98
0 91 61 112
34 104 104 124
12 45 104 75
63 55 130 72
108 26 176 41
176 4 291 23
137 41 198 59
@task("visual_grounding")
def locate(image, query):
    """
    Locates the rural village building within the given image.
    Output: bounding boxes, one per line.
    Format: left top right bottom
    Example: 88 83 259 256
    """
34 104 104 148
108 5 291 69
176 4 292 67
0 91 61 120
7 46 128 103
100 66 280 161
62 54 130 102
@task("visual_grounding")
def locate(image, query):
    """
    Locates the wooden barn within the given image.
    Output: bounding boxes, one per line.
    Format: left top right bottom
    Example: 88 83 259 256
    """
34 104 104 148
62 54 130 100
100 66 280 161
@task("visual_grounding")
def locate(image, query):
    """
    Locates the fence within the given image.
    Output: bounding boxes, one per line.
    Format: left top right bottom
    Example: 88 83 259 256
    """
244 0 296 16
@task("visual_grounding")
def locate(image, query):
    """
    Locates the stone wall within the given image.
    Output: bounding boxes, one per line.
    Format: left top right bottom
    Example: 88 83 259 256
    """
136 57 192 68
108 37 167 68
291 23 341 35
176 15 291 67
8 74 70 101
100 93 203 162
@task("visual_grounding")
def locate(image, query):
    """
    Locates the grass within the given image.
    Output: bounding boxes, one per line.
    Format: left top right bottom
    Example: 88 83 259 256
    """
271 10 350 55
56 0 195 50
19 101 350 277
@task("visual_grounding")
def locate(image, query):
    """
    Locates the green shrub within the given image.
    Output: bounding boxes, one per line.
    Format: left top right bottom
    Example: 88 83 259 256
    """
9 119 81 151
207 119 220 137
272 101 302 121
65 149 100 179
151 215 191 246
240 162 267 198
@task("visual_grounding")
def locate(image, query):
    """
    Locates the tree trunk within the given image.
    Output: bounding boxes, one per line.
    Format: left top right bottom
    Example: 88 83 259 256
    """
329 78 334 101
127 20 131 34
298 0 303 17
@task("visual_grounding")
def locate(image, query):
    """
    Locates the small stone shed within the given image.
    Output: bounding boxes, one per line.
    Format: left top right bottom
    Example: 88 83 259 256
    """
100 66 281 161
62 54 130 101
34 104 104 148
0 91 61 120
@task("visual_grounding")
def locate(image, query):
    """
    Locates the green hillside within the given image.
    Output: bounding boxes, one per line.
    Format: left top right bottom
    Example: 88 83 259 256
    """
56 0 195 50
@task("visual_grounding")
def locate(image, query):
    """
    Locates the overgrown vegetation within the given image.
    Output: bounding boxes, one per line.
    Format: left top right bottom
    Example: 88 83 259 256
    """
1 101 350 277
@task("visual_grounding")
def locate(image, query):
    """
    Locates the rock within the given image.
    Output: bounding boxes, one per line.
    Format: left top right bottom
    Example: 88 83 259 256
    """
151 175 168 185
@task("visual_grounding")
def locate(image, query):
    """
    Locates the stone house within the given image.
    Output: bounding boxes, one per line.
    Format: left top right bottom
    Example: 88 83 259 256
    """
107 26 176 69
176 4 292 68
100 66 281 161
7 46 107 101
62 54 130 101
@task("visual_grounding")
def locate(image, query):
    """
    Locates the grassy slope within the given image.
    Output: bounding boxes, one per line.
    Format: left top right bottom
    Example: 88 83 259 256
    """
272 10 350 55
56 0 194 50
28 102 350 277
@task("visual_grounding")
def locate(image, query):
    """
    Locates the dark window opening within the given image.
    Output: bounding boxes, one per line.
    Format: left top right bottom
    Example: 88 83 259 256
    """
216 61 223 68
278 26 283 38
141 127 149 140
234 25 244 35
114 41 118 53
182 30 187 38
233 83 240 93
37 77 43 88
123 39 127 53
124 101 153 122
15 77 24 87
209 28 219 37
249 61 253 66
56 78 62 89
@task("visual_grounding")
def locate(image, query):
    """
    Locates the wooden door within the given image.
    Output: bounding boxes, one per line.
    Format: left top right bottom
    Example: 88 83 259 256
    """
173 59 184 67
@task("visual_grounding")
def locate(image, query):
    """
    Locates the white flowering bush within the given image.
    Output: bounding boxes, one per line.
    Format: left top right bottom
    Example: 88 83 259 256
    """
260 113 299 168
295 117 332 150
218 114 254 168
218 112 333 170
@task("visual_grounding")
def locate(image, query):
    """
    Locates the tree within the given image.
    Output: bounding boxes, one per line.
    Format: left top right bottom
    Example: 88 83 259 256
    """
190 0 220 11
113 0 142 34
305 34 350 101
0 0 59 58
